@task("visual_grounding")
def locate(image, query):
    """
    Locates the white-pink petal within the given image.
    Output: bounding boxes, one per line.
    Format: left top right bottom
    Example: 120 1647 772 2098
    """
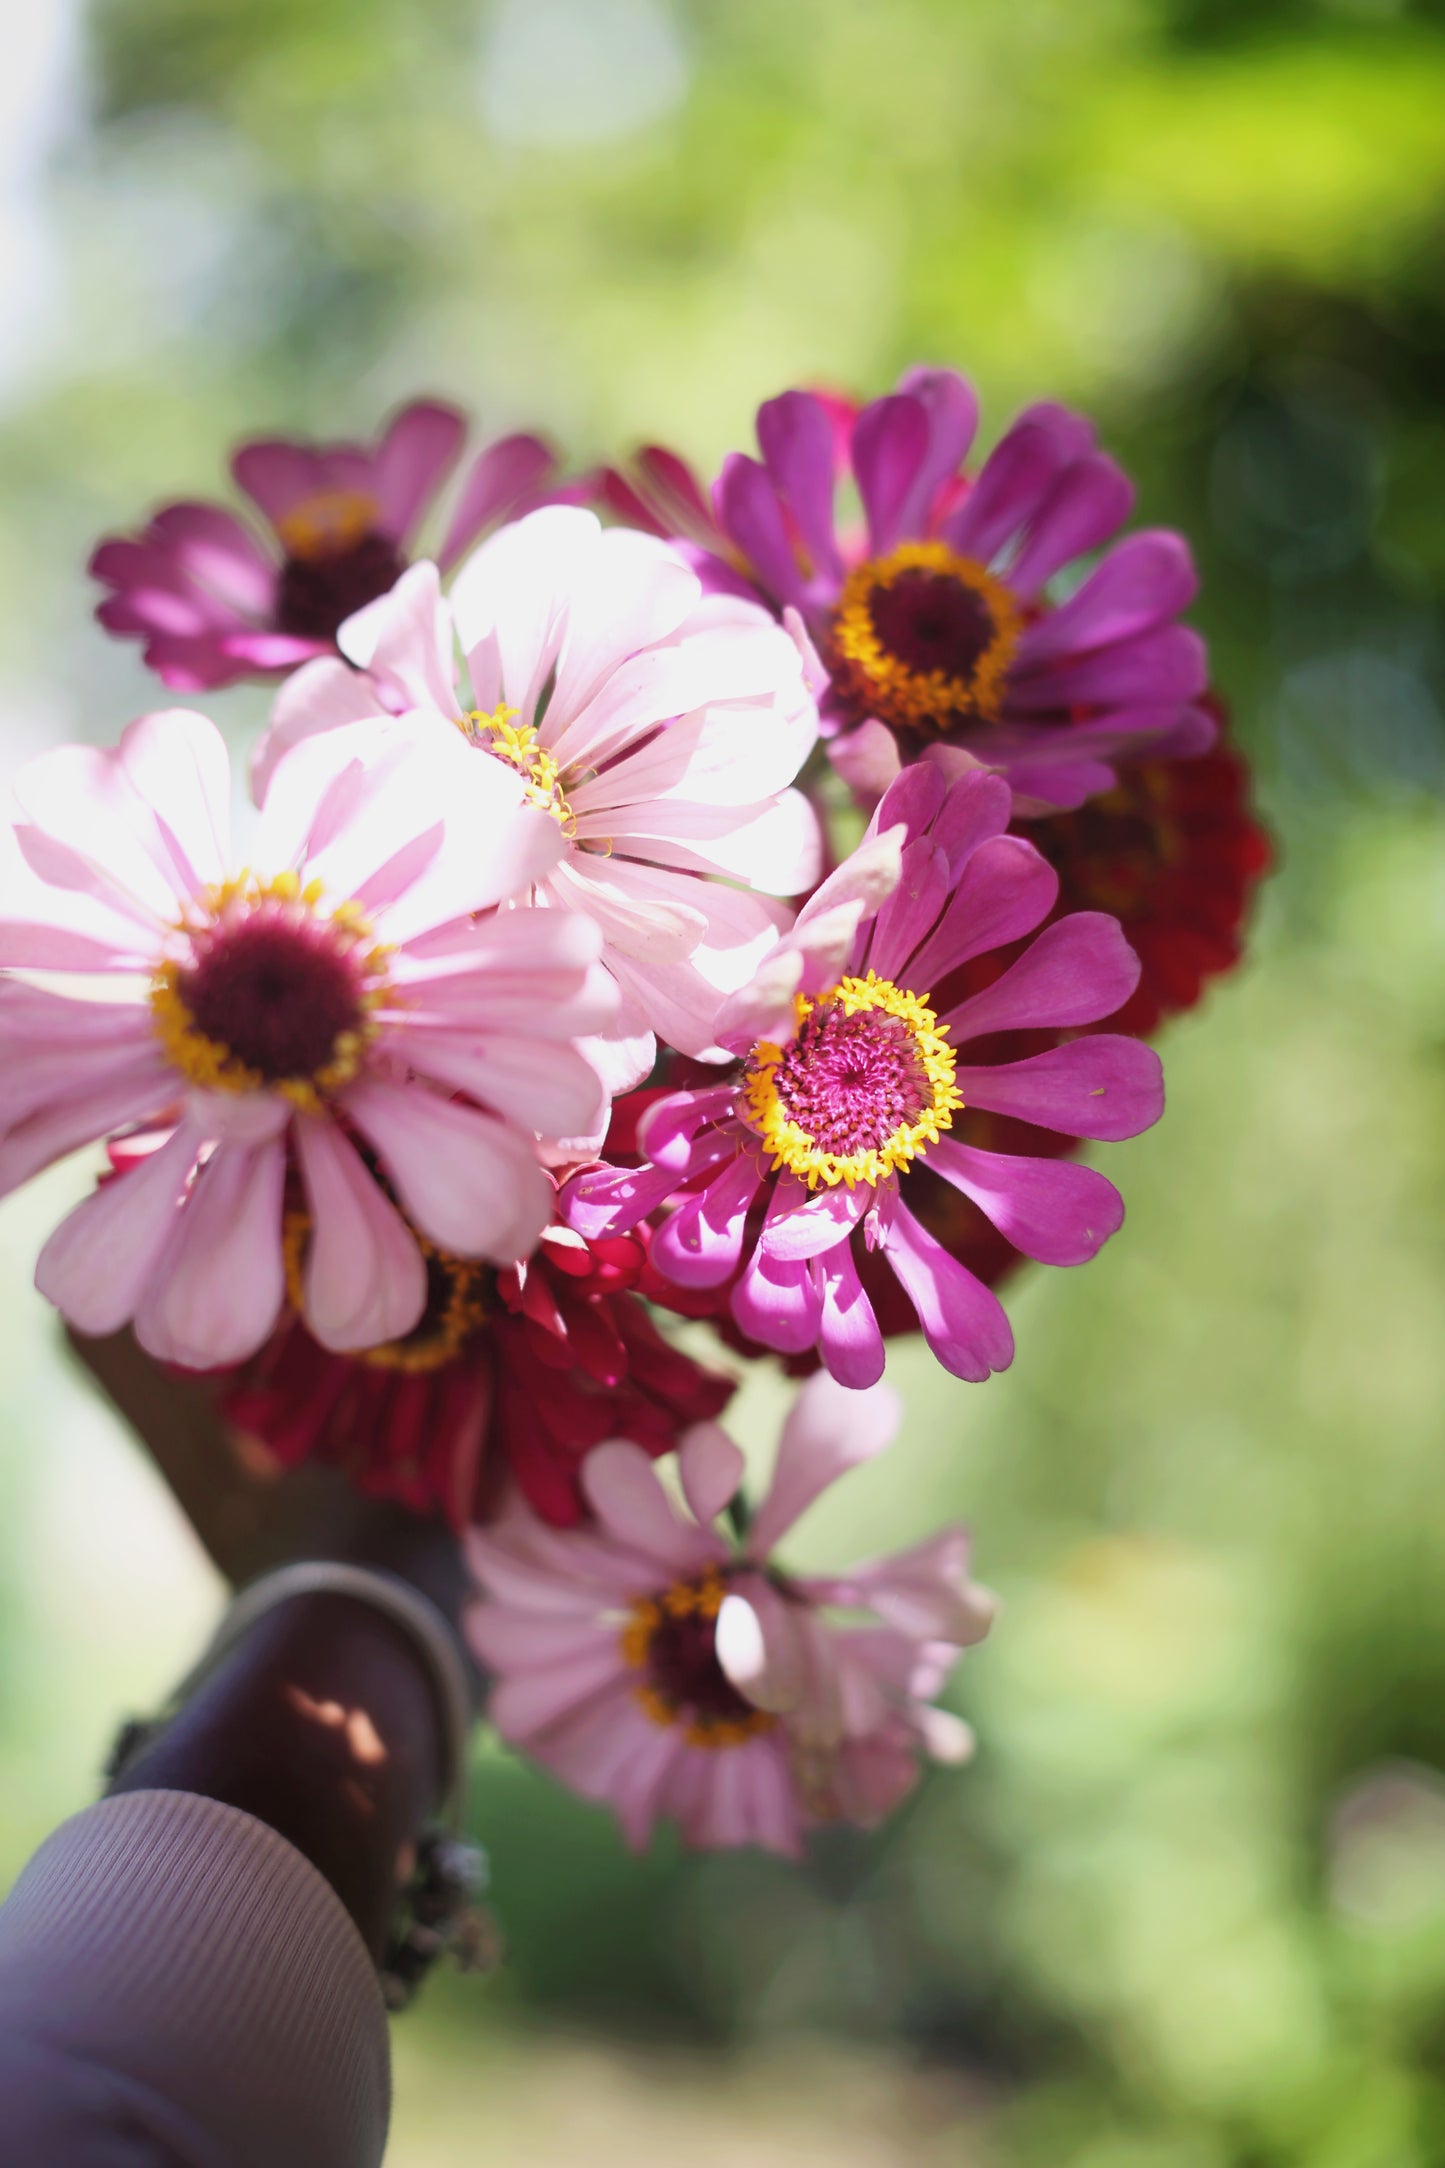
293 1116 428 1353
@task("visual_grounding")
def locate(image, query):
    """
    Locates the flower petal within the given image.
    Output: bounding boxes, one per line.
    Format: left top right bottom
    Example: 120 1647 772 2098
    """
293 1116 428 1352
581 1440 722 1573
133 1136 287 1367
875 1193 1014 1383
344 1077 551 1264
747 1370 900 1555
941 913 1142 1043
930 1139 1127 1265
34 1123 199 1337
678 1421 747 1528
954 1035 1164 1140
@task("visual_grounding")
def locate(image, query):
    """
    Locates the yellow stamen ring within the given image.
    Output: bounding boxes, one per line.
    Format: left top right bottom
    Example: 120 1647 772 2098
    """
622 1569 776 1751
742 971 963 1191
830 538 1021 734
149 871 391 1115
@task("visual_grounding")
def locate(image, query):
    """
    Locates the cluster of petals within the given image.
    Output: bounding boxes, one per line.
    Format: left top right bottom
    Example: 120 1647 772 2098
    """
222 1210 734 1530
468 1372 994 1854
602 366 1213 811
0 707 614 1370
254 506 821 1094
565 763 1165 1387
90 399 570 692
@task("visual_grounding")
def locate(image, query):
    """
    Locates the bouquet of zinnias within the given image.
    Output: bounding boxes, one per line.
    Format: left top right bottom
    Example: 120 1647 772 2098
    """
0 378 1268 1854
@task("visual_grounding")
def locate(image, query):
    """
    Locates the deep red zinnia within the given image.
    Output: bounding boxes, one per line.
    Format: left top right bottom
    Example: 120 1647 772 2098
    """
220 1217 735 1529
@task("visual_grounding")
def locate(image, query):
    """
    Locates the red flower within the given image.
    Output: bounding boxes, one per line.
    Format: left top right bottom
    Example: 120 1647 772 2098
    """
221 1219 735 1529
1027 717 1273 1037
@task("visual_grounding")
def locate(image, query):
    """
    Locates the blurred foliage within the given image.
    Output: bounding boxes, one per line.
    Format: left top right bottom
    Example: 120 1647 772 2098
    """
2 0 1444 2160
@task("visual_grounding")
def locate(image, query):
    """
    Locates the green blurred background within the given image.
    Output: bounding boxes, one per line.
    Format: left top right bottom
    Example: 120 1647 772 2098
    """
2 0 1444 2159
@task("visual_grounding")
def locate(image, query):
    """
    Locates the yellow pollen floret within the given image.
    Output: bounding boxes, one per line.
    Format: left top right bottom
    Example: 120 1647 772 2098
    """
830 539 1021 732
621 1570 775 1751
148 871 391 1114
458 702 577 834
274 488 381 561
741 971 964 1191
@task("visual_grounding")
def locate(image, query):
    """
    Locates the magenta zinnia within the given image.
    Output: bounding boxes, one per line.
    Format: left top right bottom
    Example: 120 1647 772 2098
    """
603 367 1211 810
564 764 1164 1387
90 399 568 691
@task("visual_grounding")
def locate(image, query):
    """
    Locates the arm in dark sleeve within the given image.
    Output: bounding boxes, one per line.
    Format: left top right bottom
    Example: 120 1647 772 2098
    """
0 1790 390 2167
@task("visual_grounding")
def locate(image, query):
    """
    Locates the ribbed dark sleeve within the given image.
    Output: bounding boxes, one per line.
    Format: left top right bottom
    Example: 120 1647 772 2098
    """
0 1789 390 2166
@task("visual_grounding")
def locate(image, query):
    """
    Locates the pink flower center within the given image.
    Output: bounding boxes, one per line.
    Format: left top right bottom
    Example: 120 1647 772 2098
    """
151 875 390 1110
622 1570 773 1750
742 974 963 1190
772 1000 928 1154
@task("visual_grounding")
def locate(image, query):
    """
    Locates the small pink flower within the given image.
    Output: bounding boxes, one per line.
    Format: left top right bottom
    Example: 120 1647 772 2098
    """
252 506 822 1094
564 763 1165 1387
467 1371 994 1855
90 400 568 692
0 708 617 1369
602 368 1212 811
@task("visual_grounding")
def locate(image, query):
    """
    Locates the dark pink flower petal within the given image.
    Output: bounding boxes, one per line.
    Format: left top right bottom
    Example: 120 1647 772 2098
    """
1013 529 1198 671
756 390 844 584
1006 450 1136 600
875 1193 1013 1382
942 911 1142 1043
372 398 467 544
652 1153 763 1289
230 437 331 526
929 1140 1125 1265
865 839 950 980
850 393 931 556
816 1240 886 1389
905 833 1058 988
940 412 1070 564
714 452 809 609
758 1175 869 1262
730 1242 823 1355
953 1035 1164 1141
892 367 980 536
930 768 1014 878
439 431 556 566
1007 623 1208 717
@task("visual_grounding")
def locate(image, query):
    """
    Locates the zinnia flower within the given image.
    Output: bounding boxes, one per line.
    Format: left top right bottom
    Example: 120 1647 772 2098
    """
252 506 822 1092
1023 710 1272 1038
0 707 615 1369
221 1204 735 1528
602 368 1212 810
467 1371 994 1854
90 399 566 691
842 709 1272 1329
564 763 1164 1387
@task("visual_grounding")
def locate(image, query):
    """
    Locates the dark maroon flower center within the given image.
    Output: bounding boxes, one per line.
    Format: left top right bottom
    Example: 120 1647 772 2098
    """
180 916 365 1083
643 1600 756 1727
275 529 407 643
870 567 998 680
771 998 930 1157
828 542 1021 735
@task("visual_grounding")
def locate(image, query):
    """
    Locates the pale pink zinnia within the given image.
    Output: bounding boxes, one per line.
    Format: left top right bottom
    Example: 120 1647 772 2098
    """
0 708 616 1369
252 505 822 1094
467 1372 995 1855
